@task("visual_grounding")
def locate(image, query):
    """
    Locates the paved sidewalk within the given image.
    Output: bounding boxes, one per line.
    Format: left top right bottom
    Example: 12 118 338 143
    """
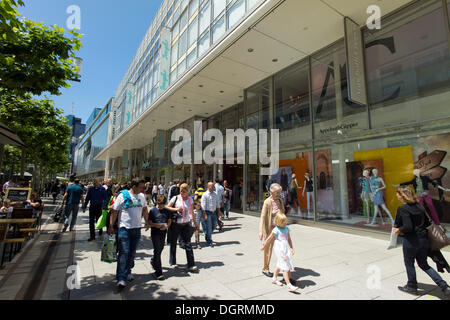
67 208 450 300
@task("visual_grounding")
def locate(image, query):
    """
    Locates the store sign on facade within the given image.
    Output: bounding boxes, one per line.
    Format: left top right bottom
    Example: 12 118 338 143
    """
344 17 368 106
159 27 171 95
142 160 151 169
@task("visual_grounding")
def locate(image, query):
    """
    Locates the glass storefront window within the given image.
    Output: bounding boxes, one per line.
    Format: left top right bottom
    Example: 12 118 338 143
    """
212 14 225 44
245 79 271 212
314 125 450 229
364 0 450 127
199 1 211 34
198 29 210 56
188 17 198 47
227 0 245 30
274 59 311 136
311 41 367 139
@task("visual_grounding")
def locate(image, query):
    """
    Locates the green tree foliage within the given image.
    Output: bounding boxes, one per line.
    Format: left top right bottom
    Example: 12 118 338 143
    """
0 92 72 184
0 0 83 96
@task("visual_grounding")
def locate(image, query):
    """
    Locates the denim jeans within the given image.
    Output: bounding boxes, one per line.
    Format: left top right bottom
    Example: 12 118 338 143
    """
402 236 448 290
151 229 167 276
169 223 195 267
204 211 217 245
89 205 102 239
64 203 80 231
117 227 141 282
224 199 230 218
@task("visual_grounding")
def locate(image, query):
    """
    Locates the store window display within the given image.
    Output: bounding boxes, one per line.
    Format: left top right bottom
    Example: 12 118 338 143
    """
302 173 314 216
396 169 450 225
370 168 394 226
358 169 372 224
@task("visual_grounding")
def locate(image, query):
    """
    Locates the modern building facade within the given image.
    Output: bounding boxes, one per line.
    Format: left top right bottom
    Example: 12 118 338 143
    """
66 115 86 175
96 0 450 232
73 99 113 181
85 108 102 130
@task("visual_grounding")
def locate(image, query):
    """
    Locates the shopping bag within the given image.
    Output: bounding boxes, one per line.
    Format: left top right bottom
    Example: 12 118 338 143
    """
96 209 108 229
387 227 398 250
101 235 117 263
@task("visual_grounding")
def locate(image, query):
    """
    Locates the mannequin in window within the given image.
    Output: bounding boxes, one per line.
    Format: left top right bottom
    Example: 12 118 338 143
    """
280 168 289 208
396 169 450 225
289 173 302 215
302 172 314 215
369 168 394 225
358 169 372 223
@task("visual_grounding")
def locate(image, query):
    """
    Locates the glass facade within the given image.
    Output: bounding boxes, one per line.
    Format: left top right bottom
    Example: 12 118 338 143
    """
108 0 450 232
112 0 264 142
74 118 109 179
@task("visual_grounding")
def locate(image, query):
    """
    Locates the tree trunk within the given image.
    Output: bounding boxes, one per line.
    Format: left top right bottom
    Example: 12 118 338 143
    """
32 156 38 192
0 144 4 175
20 147 25 179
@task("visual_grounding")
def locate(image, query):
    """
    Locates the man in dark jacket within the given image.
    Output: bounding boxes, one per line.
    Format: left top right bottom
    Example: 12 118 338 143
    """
83 178 108 241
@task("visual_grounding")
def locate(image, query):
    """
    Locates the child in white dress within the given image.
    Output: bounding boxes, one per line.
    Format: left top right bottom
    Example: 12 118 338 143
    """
260 212 298 292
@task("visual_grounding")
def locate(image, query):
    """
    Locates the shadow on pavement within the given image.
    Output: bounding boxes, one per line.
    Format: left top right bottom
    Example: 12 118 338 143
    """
69 273 215 300
417 283 450 300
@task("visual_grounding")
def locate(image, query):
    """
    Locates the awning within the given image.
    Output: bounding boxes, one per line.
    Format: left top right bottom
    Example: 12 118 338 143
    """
0 122 25 147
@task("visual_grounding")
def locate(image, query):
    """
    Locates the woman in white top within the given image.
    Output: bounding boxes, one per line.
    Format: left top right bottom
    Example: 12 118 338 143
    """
167 183 199 272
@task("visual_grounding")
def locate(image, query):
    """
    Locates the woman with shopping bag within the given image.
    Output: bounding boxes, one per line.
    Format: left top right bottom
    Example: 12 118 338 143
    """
393 186 450 296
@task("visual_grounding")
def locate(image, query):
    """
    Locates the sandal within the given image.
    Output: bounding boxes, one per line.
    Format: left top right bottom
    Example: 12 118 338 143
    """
272 278 283 286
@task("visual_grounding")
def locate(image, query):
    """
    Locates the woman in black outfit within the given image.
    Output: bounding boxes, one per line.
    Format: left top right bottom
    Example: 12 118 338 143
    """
393 186 450 296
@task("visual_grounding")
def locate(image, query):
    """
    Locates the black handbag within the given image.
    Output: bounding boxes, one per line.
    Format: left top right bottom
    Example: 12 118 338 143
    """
423 209 450 251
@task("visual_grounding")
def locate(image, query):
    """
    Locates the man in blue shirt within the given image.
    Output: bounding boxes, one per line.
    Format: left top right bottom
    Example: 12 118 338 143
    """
83 178 108 241
62 179 85 233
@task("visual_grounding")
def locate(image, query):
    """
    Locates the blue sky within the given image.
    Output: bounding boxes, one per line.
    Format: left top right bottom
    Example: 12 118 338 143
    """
19 0 162 123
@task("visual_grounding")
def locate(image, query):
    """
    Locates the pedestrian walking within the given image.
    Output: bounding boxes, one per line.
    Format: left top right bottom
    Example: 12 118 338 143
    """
83 178 108 241
393 186 450 296
223 180 232 219
144 182 152 206
214 179 225 231
106 185 119 254
260 212 298 292
51 180 60 204
149 195 172 280
152 182 158 205
259 183 285 278
166 183 199 272
109 179 149 288
201 182 222 247
62 179 84 232
193 183 206 248
167 181 181 246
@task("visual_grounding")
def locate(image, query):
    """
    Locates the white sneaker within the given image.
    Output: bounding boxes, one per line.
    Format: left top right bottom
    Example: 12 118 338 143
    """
287 284 299 292
126 274 135 282
117 280 127 288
